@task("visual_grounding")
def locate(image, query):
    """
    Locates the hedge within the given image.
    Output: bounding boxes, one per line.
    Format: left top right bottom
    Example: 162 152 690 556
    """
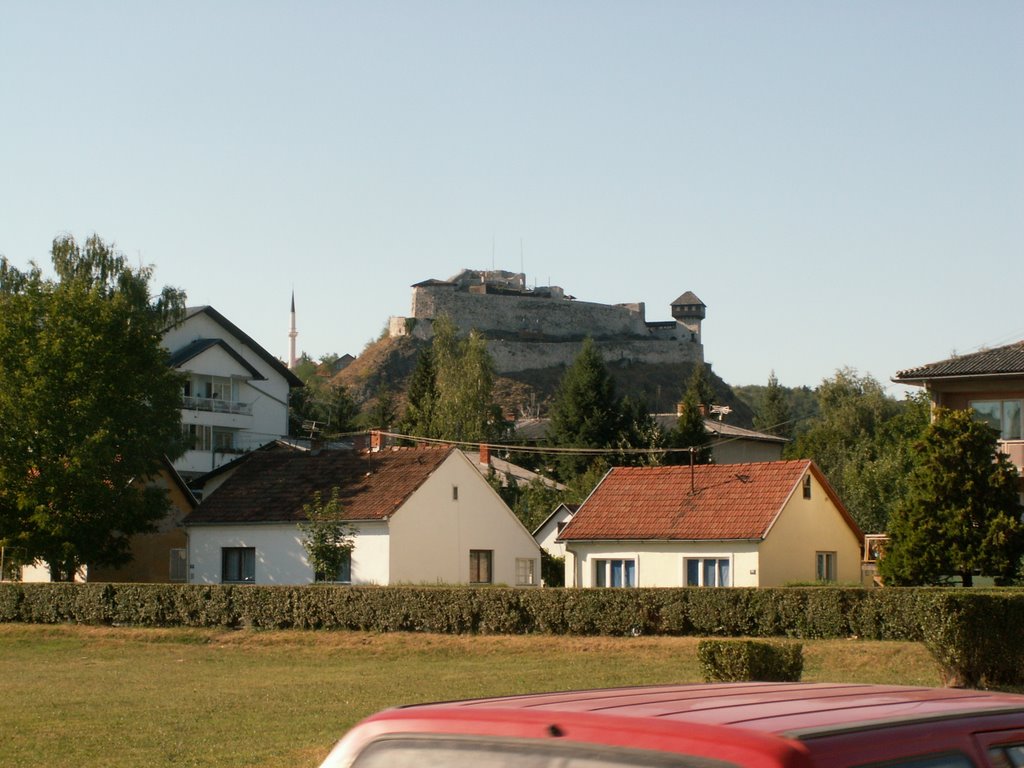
1 584 1022 687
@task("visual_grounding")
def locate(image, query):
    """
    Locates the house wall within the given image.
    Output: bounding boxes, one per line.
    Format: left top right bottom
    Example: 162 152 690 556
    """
564 541 760 588
165 311 293 477
757 472 863 586
535 508 574 557
187 521 390 585
711 440 784 465
387 452 541 585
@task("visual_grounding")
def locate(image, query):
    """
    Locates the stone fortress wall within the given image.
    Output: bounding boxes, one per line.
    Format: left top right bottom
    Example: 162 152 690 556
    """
389 269 705 374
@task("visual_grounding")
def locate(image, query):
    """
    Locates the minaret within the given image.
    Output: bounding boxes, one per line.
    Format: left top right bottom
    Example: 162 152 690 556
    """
288 291 298 369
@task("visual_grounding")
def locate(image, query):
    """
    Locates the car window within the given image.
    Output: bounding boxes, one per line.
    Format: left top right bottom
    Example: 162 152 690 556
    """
351 736 742 768
856 754 974 768
988 744 1024 768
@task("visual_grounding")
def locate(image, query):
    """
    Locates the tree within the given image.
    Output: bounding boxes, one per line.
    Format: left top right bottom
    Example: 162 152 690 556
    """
879 408 1024 587
753 370 793 439
289 380 359 437
787 369 928 533
400 345 437 438
0 235 186 580
400 317 505 443
546 339 624 478
298 487 354 582
664 363 714 465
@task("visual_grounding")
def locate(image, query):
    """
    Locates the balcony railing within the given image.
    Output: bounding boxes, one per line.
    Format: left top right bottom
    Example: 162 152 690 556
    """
998 440 1024 472
182 395 253 416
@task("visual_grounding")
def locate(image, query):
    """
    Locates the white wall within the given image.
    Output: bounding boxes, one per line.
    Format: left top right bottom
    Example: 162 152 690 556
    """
187 521 389 585
165 310 294 476
387 452 542 586
534 506 573 558
565 541 761 588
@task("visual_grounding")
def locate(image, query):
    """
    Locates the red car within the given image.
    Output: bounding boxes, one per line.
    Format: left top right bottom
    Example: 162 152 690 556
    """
319 682 1024 768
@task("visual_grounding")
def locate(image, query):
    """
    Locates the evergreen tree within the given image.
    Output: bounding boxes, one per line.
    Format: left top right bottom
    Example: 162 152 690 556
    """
0 235 186 580
880 408 1023 587
546 339 624 478
753 370 793 439
400 346 436 438
664 363 713 465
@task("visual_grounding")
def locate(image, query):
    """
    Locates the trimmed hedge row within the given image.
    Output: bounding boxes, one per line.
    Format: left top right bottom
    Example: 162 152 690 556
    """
1 584 1021 686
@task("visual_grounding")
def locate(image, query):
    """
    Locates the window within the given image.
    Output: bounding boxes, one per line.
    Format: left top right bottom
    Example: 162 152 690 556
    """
816 551 837 582
971 399 1023 440
169 548 187 582
316 550 351 583
469 550 492 584
452 485 459 501
594 559 636 587
685 558 730 587
222 547 255 583
515 558 537 586
802 475 812 499
183 423 212 451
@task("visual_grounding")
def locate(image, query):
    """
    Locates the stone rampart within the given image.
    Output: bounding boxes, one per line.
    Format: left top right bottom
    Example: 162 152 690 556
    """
489 337 703 374
411 285 651 340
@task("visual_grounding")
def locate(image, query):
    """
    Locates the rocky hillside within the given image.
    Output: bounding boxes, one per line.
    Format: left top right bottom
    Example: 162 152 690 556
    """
333 335 755 427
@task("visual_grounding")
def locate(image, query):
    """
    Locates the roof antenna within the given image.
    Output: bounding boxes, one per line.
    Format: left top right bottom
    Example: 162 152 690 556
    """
690 447 696 494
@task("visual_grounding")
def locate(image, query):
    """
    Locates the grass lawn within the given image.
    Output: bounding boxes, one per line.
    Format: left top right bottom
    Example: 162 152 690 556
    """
0 624 944 768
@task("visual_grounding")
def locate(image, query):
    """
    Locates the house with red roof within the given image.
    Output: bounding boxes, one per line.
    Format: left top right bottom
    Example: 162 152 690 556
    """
183 445 541 586
557 460 863 588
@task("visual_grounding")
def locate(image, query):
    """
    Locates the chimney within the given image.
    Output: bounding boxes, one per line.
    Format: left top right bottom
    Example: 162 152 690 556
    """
370 430 383 452
479 443 491 466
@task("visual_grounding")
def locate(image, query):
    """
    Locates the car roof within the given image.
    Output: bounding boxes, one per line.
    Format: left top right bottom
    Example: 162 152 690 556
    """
403 682 1024 739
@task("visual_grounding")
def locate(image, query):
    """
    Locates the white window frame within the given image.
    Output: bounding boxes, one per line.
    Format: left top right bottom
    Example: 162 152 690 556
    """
515 558 537 586
594 558 636 588
684 556 732 587
970 399 1023 441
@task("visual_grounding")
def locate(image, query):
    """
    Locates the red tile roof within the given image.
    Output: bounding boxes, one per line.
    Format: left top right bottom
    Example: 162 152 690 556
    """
183 446 455 525
559 460 858 542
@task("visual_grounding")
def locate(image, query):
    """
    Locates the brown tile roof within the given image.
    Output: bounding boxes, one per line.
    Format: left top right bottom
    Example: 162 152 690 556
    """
183 446 455 525
894 341 1024 382
559 460 859 542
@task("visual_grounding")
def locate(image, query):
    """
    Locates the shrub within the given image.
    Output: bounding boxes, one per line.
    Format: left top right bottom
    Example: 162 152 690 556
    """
697 639 804 682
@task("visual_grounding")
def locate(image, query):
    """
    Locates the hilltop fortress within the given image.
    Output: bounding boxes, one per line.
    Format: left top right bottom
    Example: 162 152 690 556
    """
388 269 706 374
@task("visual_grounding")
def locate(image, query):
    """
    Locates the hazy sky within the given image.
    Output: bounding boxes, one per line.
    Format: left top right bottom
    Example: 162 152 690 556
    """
3 2 1021 394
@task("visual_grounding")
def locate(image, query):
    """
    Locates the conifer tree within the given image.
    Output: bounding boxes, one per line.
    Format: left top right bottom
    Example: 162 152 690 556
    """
546 339 624 478
753 370 793 439
665 363 713 465
880 407 1023 587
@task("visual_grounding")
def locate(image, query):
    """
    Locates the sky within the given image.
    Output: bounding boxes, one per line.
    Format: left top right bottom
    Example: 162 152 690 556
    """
2 2 1022 396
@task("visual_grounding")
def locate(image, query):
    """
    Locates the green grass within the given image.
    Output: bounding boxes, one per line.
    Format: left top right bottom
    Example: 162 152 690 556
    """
0 624 944 768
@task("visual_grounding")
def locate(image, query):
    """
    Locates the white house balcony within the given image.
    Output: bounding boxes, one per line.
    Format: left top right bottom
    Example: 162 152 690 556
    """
182 395 253 416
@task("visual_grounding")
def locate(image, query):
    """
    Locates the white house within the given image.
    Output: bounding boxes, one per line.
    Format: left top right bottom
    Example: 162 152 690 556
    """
163 306 303 479
183 445 542 586
532 503 578 558
559 460 863 588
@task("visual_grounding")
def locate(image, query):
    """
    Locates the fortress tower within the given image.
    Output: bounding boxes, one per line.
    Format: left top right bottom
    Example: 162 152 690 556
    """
671 291 706 344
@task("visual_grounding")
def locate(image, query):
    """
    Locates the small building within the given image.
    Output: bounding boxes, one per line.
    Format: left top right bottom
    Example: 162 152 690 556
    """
558 460 862 588
533 503 579 558
183 445 541 586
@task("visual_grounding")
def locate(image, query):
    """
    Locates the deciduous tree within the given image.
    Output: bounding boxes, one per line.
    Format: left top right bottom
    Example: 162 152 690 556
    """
0 235 186 580
298 487 354 582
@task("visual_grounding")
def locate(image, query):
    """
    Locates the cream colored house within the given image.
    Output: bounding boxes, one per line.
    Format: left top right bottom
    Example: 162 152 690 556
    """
559 460 862 588
183 446 541 586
